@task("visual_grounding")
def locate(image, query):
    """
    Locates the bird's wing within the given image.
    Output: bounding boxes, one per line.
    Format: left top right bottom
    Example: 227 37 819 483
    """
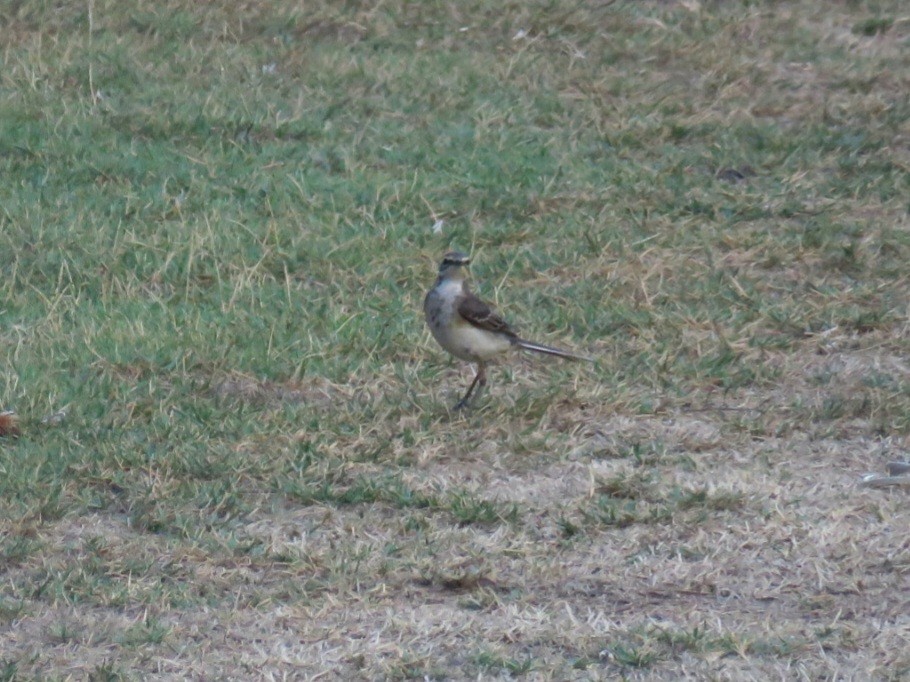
457 292 518 338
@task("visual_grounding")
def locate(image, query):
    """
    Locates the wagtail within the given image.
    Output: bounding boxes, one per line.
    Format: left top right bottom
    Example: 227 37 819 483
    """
424 251 592 409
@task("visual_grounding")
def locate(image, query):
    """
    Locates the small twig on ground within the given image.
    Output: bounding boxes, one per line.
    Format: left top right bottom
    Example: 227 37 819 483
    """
859 462 910 488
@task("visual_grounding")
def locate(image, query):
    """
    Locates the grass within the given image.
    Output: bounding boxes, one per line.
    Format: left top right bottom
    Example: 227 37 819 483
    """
1 0 909 678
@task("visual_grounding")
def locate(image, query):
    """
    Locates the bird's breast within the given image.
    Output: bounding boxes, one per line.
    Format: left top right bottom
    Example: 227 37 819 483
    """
424 282 512 362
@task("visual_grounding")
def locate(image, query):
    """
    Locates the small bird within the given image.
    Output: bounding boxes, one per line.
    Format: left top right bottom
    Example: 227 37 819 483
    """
424 251 593 409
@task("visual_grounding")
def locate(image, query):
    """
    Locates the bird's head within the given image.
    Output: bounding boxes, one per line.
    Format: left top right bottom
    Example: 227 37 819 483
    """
437 251 471 279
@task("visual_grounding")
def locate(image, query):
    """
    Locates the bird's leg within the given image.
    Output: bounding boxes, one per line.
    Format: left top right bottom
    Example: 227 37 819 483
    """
454 363 487 410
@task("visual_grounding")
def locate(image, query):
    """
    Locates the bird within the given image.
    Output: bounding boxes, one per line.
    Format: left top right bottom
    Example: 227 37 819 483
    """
423 250 593 409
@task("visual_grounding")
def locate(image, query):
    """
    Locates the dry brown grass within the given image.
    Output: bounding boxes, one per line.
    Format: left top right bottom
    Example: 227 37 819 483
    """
3 329 909 679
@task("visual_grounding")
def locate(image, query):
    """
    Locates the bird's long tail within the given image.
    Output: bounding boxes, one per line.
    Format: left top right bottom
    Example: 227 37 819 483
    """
515 338 594 363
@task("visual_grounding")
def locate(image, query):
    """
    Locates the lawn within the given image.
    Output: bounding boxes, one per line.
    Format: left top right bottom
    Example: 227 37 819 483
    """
1 0 908 678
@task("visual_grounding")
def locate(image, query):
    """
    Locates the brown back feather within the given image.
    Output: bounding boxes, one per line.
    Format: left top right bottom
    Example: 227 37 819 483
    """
457 292 518 338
